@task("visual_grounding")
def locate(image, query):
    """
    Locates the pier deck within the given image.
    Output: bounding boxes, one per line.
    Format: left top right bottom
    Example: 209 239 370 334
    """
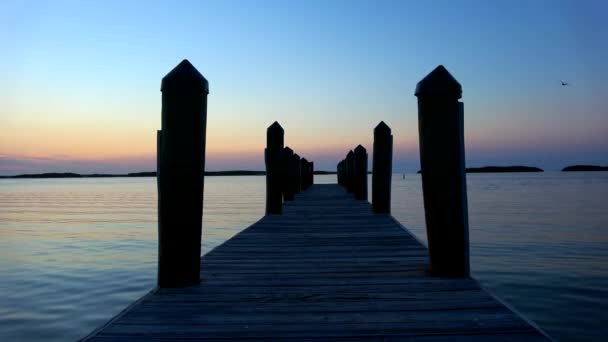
85 184 549 341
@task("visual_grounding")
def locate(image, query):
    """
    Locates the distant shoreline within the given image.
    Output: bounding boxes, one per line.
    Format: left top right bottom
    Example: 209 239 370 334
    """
3 164 608 178
562 165 608 172
0 170 337 179
416 166 544 174
466 166 544 173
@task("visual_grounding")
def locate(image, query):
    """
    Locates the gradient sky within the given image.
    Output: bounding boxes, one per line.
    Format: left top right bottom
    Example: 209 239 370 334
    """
1 0 607 175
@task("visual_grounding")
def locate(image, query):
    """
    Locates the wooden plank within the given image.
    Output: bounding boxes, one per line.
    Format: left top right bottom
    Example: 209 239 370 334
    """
83 184 551 341
155 277 477 290
89 332 546 342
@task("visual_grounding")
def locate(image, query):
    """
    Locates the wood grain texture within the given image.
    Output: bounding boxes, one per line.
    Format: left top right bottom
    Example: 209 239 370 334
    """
82 184 550 341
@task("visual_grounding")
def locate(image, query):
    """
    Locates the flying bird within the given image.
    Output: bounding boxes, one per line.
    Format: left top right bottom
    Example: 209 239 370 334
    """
560 81 571 86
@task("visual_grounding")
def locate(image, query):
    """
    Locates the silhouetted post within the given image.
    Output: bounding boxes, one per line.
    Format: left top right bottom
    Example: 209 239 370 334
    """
372 121 393 213
157 59 208 288
265 122 284 214
415 65 469 277
341 159 347 187
305 160 312 188
337 161 342 185
283 147 295 201
342 160 347 186
339 160 345 186
310 161 314 187
300 158 309 190
293 153 301 194
337 161 341 185
353 145 368 200
346 151 355 193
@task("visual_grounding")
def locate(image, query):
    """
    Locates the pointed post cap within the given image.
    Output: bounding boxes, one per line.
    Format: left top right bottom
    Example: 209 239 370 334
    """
267 121 284 148
374 121 391 135
347 150 354 158
415 65 461 99
284 146 293 154
354 145 367 154
267 121 284 134
294 153 300 159
161 59 209 93
301 158 308 163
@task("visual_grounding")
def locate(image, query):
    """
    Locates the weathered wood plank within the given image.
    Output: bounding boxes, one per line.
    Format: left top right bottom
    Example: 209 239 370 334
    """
89 332 546 342
83 184 550 341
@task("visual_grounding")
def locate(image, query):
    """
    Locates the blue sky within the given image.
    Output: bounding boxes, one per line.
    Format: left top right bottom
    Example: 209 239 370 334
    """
0 0 607 174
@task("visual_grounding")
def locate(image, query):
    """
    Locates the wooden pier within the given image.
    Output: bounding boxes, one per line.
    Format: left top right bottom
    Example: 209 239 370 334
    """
84 184 549 341
84 60 552 340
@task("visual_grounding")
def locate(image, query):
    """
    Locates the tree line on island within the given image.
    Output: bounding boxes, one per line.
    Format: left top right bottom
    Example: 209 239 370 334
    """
415 165 608 173
0 165 606 179
0 170 336 179
561 165 608 172
416 166 544 174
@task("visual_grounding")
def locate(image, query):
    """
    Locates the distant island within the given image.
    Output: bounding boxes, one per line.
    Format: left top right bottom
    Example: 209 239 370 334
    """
0 170 337 179
562 165 608 172
466 166 543 173
416 166 544 174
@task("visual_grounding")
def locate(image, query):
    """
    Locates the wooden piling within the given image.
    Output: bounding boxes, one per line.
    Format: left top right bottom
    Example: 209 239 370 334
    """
341 160 346 186
293 153 301 194
346 151 355 193
415 65 470 277
300 158 309 191
342 160 346 187
372 121 393 213
309 161 314 187
353 145 368 200
282 147 295 201
265 122 284 214
157 59 208 288
337 160 343 186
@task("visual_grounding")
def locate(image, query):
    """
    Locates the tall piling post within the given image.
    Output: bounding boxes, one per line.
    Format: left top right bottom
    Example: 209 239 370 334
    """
415 65 470 277
265 122 284 214
353 145 368 200
157 59 208 288
310 161 314 187
346 151 355 193
337 162 339 184
372 121 393 213
293 153 301 194
342 160 346 187
341 160 346 186
300 158 309 191
283 147 295 201
337 161 343 186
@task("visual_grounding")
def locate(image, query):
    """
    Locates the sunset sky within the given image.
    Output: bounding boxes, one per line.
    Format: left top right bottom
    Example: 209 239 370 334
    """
1 0 607 175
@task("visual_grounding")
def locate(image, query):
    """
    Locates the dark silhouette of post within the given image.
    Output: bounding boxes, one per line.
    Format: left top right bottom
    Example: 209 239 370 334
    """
300 158 309 190
341 160 346 186
157 59 208 288
346 151 355 193
337 160 343 186
372 121 393 213
293 153 301 194
340 159 346 187
353 145 368 200
310 161 314 187
415 65 469 278
283 147 295 201
265 122 284 214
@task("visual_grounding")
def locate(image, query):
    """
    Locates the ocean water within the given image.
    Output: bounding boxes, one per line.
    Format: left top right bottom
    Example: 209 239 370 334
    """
0 173 606 341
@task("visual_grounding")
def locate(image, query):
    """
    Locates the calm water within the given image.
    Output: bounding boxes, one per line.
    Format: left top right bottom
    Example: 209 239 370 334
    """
0 173 606 341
